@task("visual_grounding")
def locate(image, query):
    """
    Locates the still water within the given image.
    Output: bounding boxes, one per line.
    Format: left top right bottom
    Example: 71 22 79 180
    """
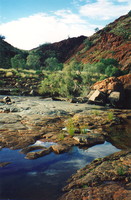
0 142 120 200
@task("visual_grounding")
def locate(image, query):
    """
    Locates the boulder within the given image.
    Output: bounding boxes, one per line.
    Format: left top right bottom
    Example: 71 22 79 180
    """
3 96 12 104
118 74 131 108
91 74 131 108
88 90 107 105
91 77 124 93
108 91 124 108
73 134 105 146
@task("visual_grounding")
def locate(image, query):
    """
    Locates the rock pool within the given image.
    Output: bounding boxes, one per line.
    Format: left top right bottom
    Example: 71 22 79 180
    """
0 142 120 200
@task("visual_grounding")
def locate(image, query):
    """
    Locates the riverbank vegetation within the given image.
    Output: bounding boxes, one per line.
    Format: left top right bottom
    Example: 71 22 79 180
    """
0 56 127 98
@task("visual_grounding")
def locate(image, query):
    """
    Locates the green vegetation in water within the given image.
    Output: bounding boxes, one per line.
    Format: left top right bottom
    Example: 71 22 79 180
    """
116 165 126 176
80 125 89 134
107 112 114 121
66 118 75 137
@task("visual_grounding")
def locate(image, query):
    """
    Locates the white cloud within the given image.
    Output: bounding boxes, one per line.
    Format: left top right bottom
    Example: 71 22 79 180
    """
0 0 130 50
0 11 95 50
79 0 130 20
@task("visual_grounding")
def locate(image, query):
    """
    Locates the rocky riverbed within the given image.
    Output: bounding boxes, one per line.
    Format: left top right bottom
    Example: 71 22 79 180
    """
0 95 131 200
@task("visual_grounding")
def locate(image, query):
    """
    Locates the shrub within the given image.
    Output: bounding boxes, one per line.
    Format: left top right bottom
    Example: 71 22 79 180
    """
107 112 114 121
66 118 75 137
6 71 13 77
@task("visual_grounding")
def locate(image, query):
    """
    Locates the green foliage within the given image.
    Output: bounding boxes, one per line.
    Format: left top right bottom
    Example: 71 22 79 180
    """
26 52 40 69
92 110 100 116
66 118 75 137
95 27 99 32
128 10 131 16
107 112 114 121
64 60 83 72
0 39 20 69
0 80 4 86
39 72 62 96
83 38 92 50
80 125 89 134
95 58 124 77
105 66 122 77
0 35 5 40
58 133 65 140
117 166 126 176
11 54 26 69
100 58 119 67
44 57 63 71
39 57 124 98
111 23 131 40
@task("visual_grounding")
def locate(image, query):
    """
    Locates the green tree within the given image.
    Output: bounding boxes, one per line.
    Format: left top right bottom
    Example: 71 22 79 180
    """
0 35 5 40
44 57 63 71
11 54 26 70
105 66 123 77
95 27 99 32
26 52 40 69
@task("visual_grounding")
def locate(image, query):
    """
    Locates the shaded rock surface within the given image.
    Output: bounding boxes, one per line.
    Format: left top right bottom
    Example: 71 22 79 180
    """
59 150 131 200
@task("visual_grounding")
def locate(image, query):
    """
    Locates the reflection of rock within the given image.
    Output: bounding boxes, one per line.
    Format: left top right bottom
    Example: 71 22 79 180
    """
25 147 52 159
60 150 131 200
20 145 46 154
73 134 105 147
0 162 11 167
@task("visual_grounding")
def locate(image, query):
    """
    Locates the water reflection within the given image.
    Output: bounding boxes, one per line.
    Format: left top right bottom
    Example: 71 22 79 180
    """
0 142 120 200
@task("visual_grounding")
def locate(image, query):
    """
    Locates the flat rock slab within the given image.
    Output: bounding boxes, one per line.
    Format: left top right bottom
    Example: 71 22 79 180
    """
60 150 131 200
25 147 52 159
20 145 46 154
73 134 105 146
52 143 71 154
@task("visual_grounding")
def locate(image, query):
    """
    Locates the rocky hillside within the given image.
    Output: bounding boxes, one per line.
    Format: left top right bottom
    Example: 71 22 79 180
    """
31 35 86 64
0 39 21 68
68 12 131 72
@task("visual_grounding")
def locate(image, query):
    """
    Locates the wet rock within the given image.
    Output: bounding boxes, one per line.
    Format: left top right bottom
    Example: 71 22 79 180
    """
73 134 105 146
20 145 46 154
52 143 71 154
25 147 52 159
60 150 131 200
